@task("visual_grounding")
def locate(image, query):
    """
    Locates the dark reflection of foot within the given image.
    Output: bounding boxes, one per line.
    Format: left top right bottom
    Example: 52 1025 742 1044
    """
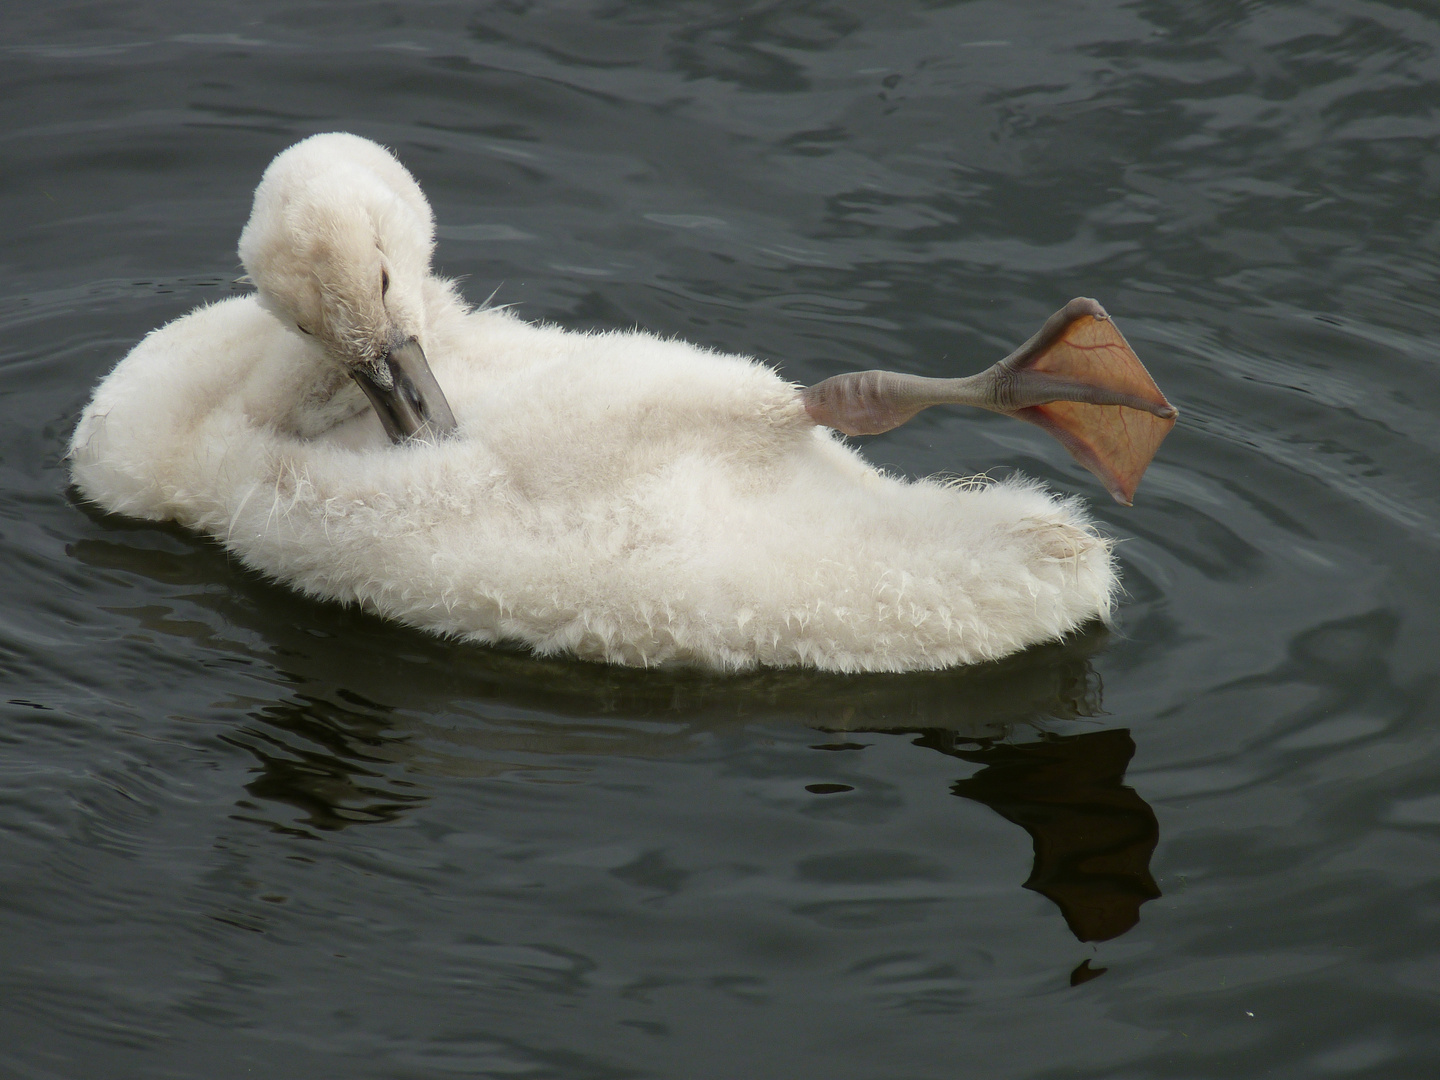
921 727 1161 944
815 636 1162 947
1070 958 1108 986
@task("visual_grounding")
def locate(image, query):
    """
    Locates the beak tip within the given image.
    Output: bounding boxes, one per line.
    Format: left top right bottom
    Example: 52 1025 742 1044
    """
349 337 457 445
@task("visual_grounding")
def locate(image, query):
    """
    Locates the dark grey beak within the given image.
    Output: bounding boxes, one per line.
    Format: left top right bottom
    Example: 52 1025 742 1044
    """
350 337 458 444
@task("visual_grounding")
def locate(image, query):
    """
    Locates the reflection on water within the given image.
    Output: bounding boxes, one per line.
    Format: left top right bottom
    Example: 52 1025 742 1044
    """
822 719 1162 948
946 729 1161 943
225 694 428 833
71 524 1162 951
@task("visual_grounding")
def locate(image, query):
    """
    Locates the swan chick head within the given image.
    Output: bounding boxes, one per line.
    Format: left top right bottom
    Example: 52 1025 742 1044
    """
238 133 456 442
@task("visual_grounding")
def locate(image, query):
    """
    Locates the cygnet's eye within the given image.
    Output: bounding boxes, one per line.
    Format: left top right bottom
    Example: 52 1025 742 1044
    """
296 323 312 336
381 268 390 297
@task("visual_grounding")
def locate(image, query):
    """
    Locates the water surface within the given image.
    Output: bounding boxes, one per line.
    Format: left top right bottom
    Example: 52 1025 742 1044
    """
4 2 1440 1077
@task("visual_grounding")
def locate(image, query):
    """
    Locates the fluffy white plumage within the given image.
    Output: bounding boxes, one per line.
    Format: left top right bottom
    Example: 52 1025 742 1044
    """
69 133 1117 672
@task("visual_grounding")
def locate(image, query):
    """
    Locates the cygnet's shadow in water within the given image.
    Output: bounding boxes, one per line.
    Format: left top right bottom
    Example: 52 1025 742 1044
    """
68 515 1162 956
935 728 1159 944
814 635 1161 948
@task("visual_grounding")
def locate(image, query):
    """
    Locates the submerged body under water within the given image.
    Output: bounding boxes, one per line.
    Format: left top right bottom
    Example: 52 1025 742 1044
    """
5 2 1440 1078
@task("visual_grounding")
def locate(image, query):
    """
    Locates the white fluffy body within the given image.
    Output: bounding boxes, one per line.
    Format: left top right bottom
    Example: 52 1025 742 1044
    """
69 133 1117 673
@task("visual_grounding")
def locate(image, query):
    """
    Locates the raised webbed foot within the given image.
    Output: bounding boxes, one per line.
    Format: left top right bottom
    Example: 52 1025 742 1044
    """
802 298 1177 505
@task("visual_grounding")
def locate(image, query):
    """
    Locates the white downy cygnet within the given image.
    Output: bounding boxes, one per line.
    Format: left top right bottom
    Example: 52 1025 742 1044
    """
70 132 1176 672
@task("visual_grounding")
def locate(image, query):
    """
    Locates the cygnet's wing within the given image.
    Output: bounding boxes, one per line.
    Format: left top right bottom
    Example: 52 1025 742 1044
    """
801 298 1177 505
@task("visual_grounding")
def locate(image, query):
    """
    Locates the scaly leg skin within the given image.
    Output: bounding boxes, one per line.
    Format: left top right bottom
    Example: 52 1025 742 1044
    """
801 298 1178 505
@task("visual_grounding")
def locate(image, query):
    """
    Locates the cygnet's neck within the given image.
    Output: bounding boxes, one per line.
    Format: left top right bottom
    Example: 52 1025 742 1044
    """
239 322 373 439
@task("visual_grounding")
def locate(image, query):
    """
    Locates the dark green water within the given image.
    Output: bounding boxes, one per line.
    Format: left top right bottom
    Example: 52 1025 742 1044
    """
5 2 1440 1077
